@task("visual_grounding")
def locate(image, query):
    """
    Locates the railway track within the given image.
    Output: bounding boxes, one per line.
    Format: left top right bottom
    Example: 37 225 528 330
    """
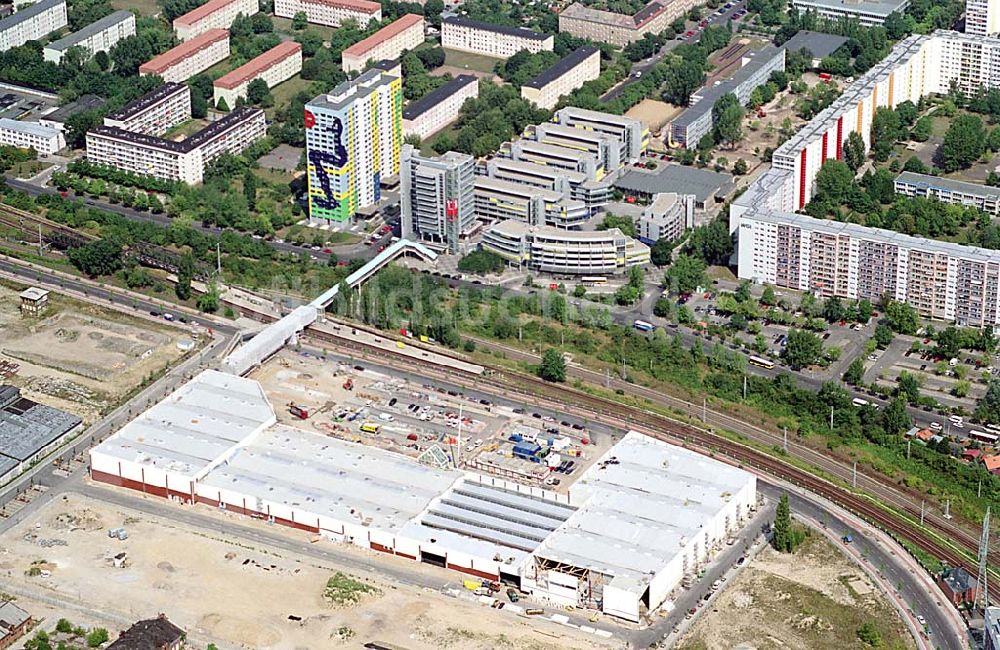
0 203 97 242
301 325 981 574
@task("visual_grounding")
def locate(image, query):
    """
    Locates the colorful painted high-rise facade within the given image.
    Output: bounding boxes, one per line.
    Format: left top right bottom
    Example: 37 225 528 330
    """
305 69 402 223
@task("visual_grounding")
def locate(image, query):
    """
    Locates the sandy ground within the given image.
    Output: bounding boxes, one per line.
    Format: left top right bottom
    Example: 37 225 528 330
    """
0 283 195 424
677 532 915 650
2 494 619 650
626 99 681 138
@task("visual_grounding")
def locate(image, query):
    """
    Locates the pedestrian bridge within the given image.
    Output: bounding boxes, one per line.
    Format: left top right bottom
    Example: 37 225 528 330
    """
310 238 438 308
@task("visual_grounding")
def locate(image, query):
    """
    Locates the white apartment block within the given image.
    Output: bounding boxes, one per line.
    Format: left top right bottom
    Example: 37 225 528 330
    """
967 0 1000 36
894 171 1000 216
401 74 478 140
43 10 134 63
342 13 423 74
441 16 553 59
139 28 230 84
274 0 381 28
86 107 266 184
174 0 257 41
520 46 600 111
0 0 67 52
0 118 64 154
103 83 191 136
483 220 649 275
790 0 909 26
732 30 1000 327
213 40 302 107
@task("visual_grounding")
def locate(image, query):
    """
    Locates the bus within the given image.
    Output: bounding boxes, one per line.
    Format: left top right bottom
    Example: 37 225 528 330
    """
852 397 870 408
581 276 607 286
748 355 775 370
633 320 655 332
970 430 999 445
985 423 1000 435
360 423 381 434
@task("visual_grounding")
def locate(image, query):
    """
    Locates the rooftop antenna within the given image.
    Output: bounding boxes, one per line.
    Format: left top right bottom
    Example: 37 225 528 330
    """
977 506 991 614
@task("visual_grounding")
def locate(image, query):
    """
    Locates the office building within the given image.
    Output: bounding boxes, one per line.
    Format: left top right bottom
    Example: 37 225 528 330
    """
789 0 909 26
781 31 849 68
401 74 477 140
968 0 1000 36
43 10 134 63
482 220 649 275
483 156 611 211
0 0 67 52
552 106 648 166
474 176 588 229
894 172 1000 216
441 16 553 58
0 118 64 153
341 13 424 73
305 70 403 223
274 0 381 28
86 107 266 184
500 139 604 181
615 165 733 209
520 46 600 110
139 28 231 83
671 46 785 148
174 0 257 41
638 192 695 243
213 40 302 108
400 146 475 253
103 83 191 136
558 0 681 47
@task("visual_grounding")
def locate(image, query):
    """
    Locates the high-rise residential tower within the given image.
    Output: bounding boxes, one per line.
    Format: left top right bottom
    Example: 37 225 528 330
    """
400 145 475 254
304 70 402 223
967 0 1000 36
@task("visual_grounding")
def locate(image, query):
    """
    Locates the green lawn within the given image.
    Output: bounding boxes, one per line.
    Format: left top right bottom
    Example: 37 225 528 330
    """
112 0 160 17
7 161 49 179
272 16 340 42
268 74 317 118
443 48 502 74
162 118 208 140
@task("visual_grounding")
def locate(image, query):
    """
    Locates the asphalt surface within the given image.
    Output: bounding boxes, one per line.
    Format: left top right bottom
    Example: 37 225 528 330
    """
602 1 750 101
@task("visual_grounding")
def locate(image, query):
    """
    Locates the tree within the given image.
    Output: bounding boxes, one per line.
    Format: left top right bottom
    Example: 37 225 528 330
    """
86 629 109 648
242 168 257 209
664 254 706 294
975 379 1000 424
246 78 271 106
291 10 308 29
856 622 881 647
216 96 230 112
650 238 674 266
814 159 854 204
935 326 962 359
538 349 566 382
903 155 928 173
176 253 195 301
67 239 123 277
733 158 749 175
870 107 901 162
842 131 866 172
653 297 673 318
911 116 933 142
712 93 743 149
823 296 845 322
880 397 911 436
873 324 894 348
55 620 73 634
782 329 822 370
884 300 919 334
843 356 865 385
197 284 220 312
857 299 873 323
941 114 986 172
897 371 921 403
772 494 792 552
457 250 505 275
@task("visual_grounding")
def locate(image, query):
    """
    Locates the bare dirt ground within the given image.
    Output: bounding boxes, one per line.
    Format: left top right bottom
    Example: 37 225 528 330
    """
2 493 618 650
677 533 915 650
0 283 195 423
626 99 681 139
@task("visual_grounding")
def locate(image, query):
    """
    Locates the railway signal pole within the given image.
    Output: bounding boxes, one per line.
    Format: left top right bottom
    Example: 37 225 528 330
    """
852 462 857 488
977 506 991 614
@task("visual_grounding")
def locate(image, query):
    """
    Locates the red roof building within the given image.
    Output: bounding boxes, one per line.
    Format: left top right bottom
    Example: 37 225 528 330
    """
140 29 230 83
173 0 257 40
213 41 303 106
341 14 424 73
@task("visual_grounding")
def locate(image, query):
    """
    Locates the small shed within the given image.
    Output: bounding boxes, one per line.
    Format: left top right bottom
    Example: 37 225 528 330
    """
19 287 48 317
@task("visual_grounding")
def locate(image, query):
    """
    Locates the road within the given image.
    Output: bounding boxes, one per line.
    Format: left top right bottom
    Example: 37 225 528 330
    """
602 1 749 101
3 178 393 263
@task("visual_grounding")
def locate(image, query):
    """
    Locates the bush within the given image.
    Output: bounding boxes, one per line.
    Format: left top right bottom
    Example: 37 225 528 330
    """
457 249 505 275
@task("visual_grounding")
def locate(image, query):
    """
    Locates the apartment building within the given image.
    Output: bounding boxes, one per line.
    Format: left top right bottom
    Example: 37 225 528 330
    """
482 220 650 275
341 13 424 74
500 139 604 181
86 107 266 184
520 46 600 110
139 28 231 83
174 0 257 41
43 10 134 63
103 83 191 136
967 0 1000 36
638 192 695 243
789 0 909 26
934 31 1000 96
401 74 478 140
400 145 475 253
552 106 648 166
274 0 381 28
558 0 679 47
305 70 402 223
441 16 553 58
894 172 1000 216
0 119 64 154
671 45 785 148
213 40 302 107
0 0 67 52
474 175 589 229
